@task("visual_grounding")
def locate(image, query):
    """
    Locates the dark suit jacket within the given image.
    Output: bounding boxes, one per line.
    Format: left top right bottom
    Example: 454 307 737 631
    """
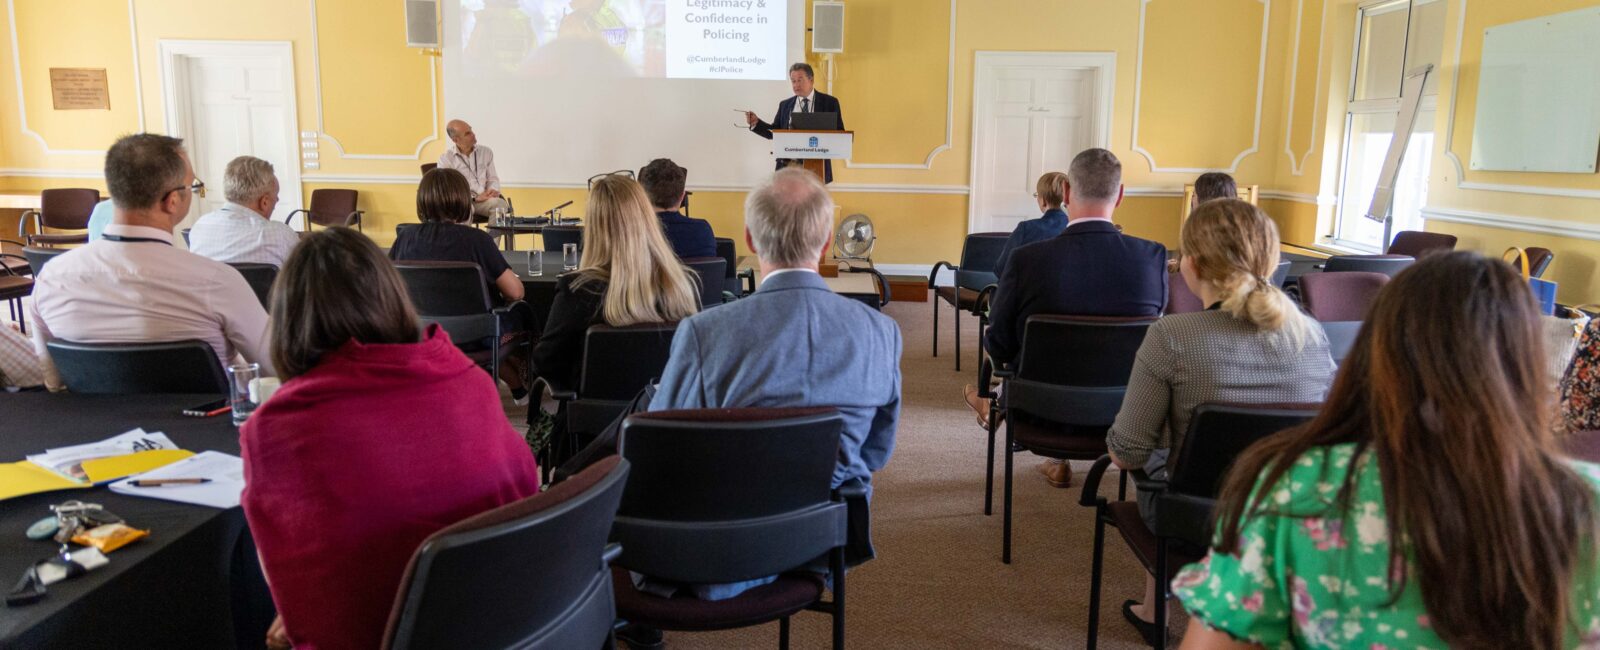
985 220 1169 366
656 210 717 259
751 91 844 183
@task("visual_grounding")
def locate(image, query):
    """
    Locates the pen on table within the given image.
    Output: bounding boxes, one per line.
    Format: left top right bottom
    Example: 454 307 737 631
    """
128 478 212 487
204 406 230 417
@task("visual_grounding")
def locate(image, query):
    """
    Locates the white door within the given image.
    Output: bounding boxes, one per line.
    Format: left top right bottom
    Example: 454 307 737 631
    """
162 42 302 232
970 52 1116 234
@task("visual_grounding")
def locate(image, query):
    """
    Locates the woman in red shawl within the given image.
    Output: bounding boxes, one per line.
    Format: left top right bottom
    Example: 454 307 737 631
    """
242 228 539 649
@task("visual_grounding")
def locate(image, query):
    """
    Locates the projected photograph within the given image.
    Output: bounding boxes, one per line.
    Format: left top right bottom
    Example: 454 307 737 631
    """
460 0 787 80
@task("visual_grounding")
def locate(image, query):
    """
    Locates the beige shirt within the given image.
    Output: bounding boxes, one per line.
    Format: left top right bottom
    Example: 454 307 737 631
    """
29 224 274 389
436 145 501 197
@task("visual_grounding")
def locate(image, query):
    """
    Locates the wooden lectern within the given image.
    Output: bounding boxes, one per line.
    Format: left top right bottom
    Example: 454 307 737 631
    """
771 130 854 181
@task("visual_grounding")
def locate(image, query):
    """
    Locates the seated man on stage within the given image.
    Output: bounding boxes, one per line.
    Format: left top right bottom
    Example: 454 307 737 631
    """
630 168 901 615
638 158 716 259
745 62 844 184
437 119 509 219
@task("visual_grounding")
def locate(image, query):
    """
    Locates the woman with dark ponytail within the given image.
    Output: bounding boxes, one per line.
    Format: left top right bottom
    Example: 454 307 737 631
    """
1107 199 1337 639
1176 251 1600 648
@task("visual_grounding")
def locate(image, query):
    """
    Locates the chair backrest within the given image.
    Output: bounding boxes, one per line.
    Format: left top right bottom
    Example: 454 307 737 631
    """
1156 403 1321 545
613 408 848 584
542 226 584 253
1166 273 1204 315
1526 247 1555 278
681 257 726 309
1007 315 1158 427
46 339 228 394
228 263 277 309
394 261 494 316
307 189 360 227
1270 259 1292 287
419 162 438 174
384 457 630 650
1386 230 1456 258
39 188 100 230
1323 254 1413 277
578 323 678 400
1299 271 1389 322
22 245 66 277
842 266 891 310
956 232 1010 290
1320 320 1362 366
714 237 738 279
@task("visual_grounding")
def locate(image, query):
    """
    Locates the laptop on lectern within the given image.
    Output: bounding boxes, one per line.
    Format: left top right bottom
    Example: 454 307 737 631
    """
790 111 840 130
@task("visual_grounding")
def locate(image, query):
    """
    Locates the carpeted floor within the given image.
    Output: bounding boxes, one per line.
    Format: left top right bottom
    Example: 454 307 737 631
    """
520 296 1185 649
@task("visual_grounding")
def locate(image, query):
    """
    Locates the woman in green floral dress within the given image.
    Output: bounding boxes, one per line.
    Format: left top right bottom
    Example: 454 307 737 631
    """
1175 252 1600 649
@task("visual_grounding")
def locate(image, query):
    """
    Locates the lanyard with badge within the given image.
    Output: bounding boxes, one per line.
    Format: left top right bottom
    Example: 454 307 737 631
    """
101 234 171 245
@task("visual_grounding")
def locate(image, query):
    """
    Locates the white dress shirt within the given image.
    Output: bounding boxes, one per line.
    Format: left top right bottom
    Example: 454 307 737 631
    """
29 224 274 389
187 202 301 268
437 145 501 197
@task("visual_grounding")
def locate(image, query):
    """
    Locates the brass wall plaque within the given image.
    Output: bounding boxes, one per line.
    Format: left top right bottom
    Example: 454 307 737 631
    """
49 68 110 110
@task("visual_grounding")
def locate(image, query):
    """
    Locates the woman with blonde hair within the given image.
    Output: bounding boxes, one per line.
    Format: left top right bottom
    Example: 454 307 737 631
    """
531 175 700 457
1106 198 1336 643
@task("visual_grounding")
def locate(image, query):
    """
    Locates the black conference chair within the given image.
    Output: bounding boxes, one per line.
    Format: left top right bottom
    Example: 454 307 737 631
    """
1081 403 1320 649
1526 247 1555 278
1299 271 1389 323
0 250 30 333
46 339 228 394
542 225 583 253
1386 230 1456 258
394 261 534 384
1320 320 1363 366
841 266 891 310
543 323 679 477
929 232 1008 371
285 188 363 232
20 188 99 247
682 256 727 309
996 315 1157 564
714 237 755 299
1322 254 1413 277
22 245 66 278
611 408 857 649
384 456 630 650
227 263 277 309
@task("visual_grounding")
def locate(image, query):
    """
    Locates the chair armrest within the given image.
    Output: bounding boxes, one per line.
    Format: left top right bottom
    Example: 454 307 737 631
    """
976 283 999 320
17 210 39 239
533 375 577 402
494 300 539 333
834 477 869 501
601 542 623 564
1 238 24 247
737 268 756 295
845 266 891 307
1127 467 1167 494
1078 455 1116 507
283 209 308 229
0 253 23 276
928 261 957 288
992 364 1015 379
346 210 364 226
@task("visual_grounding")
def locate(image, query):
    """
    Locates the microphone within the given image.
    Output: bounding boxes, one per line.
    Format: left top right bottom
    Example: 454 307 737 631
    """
544 200 574 217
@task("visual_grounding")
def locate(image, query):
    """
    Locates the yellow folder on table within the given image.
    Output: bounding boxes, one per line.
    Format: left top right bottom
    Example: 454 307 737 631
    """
0 461 87 500
80 449 195 484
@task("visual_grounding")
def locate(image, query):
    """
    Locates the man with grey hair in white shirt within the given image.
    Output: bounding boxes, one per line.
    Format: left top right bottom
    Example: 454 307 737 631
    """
437 119 509 219
187 155 300 268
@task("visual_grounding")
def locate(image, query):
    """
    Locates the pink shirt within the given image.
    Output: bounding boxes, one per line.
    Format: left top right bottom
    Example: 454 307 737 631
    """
29 224 272 389
241 326 539 650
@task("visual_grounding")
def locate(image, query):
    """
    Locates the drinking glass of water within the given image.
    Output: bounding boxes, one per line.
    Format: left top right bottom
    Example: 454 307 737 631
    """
562 243 579 270
528 249 543 277
490 207 506 227
227 363 261 426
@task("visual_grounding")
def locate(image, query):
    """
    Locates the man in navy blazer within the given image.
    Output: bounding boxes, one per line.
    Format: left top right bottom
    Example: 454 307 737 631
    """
638 158 716 259
983 149 1168 487
745 62 844 184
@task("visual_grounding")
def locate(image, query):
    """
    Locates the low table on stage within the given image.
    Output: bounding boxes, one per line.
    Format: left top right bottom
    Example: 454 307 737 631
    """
0 393 273 648
485 219 580 252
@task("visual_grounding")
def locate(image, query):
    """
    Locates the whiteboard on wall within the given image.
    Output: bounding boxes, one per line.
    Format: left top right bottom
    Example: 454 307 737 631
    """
1470 6 1600 173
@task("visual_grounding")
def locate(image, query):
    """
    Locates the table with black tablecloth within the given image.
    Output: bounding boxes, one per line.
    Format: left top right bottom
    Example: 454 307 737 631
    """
0 393 273 648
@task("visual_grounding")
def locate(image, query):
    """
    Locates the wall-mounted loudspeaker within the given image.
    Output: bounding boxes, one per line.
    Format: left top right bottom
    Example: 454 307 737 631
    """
405 0 440 48
812 2 844 54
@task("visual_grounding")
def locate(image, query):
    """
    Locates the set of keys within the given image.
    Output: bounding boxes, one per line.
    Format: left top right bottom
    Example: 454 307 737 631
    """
8 501 127 607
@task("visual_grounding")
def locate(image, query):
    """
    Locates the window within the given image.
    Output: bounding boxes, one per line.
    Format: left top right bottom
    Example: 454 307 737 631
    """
1332 0 1446 251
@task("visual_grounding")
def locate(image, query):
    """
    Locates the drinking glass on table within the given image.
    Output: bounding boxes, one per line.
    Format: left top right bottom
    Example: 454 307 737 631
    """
562 243 579 270
528 249 543 277
227 363 261 426
490 206 506 227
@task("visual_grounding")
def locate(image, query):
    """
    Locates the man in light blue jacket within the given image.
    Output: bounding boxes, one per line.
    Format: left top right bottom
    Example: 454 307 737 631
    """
631 168 902 616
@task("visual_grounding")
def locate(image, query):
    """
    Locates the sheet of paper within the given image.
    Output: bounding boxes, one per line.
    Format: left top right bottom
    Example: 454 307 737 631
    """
0 460 89 501
27 429 180 482
108 451 245 509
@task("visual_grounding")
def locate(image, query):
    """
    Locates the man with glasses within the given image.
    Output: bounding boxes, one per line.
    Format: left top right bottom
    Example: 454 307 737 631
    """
29 133 273 389
744 62 844 184
438 119 509 219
